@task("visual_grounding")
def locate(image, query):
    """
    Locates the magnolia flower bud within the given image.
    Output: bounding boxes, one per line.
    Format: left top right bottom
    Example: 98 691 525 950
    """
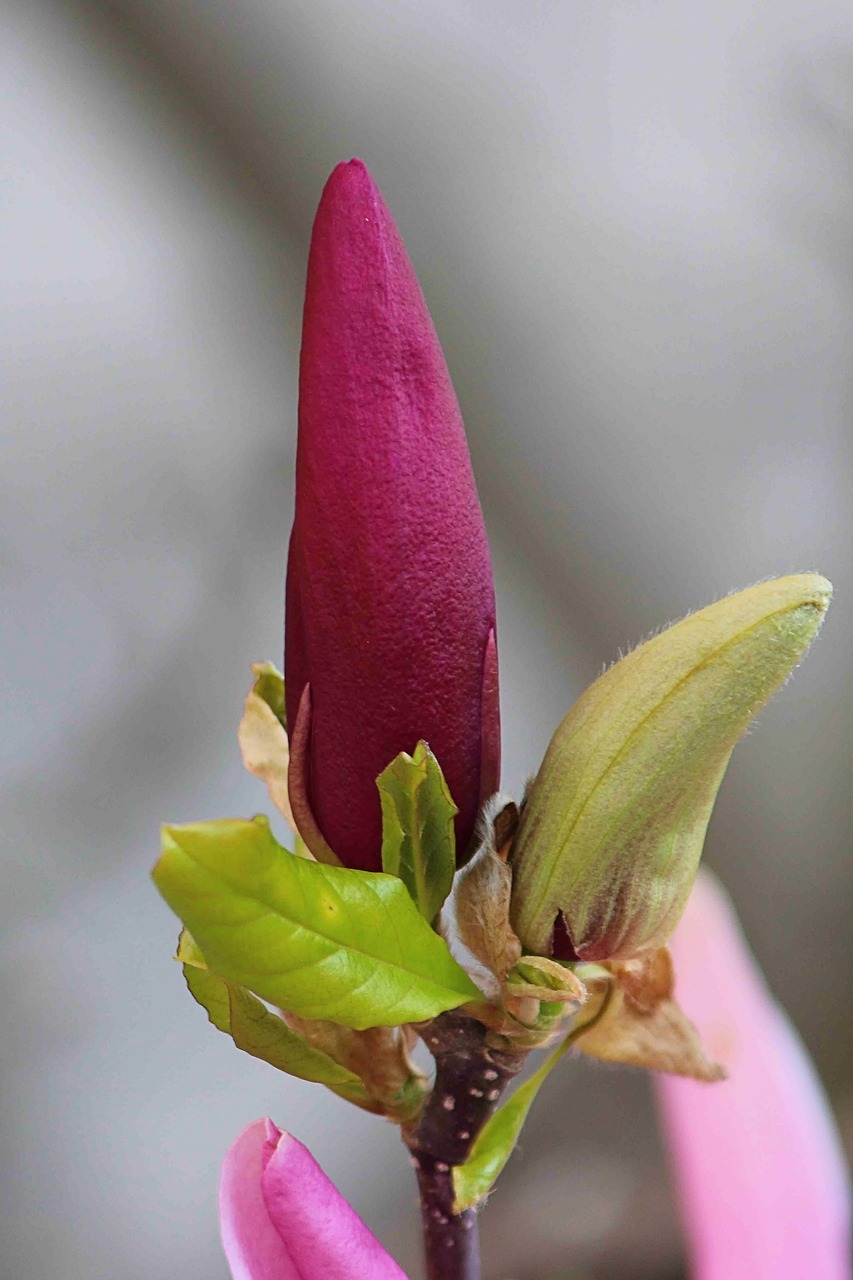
285 160 499 871
510 575 832 961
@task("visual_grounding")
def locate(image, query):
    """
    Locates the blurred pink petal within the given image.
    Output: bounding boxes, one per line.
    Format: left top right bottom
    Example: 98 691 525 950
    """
656 872 851 1280
220 1118 409 1280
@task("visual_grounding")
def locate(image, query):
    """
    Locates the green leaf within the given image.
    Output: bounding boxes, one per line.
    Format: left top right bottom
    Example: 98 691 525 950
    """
377 741 457 923
453 1036 573 1212
176 927 207 969
179 936 377 1109
153 817 480 1029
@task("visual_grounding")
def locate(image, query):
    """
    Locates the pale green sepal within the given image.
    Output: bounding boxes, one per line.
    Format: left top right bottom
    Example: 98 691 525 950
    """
453 1037 573 1211
502 956 587 1032
238 663 294 830
510 575 832 961
153 817 480 1029
377 741 457 923
249 661 286 729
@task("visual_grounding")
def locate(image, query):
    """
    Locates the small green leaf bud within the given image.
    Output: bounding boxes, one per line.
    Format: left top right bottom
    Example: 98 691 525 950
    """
510 574 832 961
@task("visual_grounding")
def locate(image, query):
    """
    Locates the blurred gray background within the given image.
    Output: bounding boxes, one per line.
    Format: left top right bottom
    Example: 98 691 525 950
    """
2 2 852 1277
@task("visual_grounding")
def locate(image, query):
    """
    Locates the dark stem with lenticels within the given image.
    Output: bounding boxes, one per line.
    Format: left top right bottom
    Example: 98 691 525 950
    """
404 1010 528 1280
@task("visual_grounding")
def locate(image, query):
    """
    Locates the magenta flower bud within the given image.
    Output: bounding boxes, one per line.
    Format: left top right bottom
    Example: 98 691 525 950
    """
285 159 499 871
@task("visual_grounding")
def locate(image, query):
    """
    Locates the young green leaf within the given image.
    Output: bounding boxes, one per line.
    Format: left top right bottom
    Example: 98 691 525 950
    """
179 936 378 1111
377 741 457 923
453 1036 573 1212
153 817 480 1029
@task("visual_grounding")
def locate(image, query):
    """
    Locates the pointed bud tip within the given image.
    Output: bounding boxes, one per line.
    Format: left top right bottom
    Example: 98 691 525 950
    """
261 1119 301 1172
754 572 832 650
263 1117 283 1144
773 572 832 612
320 157 377 206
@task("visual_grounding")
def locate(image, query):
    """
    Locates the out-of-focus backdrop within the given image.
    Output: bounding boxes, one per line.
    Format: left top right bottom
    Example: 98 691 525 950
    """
2 2 852 1277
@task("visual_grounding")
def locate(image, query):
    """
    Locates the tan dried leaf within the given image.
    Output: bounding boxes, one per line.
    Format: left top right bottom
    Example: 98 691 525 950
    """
455 839 522 981
492 800 520 859
238 668 295 830
504 982 581 1005
575 948 725 1082
280 1012 427 1112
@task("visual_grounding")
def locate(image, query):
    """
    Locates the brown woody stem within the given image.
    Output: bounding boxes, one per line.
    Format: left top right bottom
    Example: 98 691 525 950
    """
404 1010 528 1280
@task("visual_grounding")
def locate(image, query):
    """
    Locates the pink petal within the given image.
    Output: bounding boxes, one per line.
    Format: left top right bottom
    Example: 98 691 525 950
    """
260 1120 409 1280
219 1118 409 1279
656 872 851 1280
220 1119 300 1280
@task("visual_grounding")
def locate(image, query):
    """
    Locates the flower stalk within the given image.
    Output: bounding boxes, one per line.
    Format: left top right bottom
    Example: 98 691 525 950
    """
405 1012 528 1280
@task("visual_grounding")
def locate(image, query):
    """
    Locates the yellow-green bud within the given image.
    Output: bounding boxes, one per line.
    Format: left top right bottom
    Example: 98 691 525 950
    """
509 574 832 961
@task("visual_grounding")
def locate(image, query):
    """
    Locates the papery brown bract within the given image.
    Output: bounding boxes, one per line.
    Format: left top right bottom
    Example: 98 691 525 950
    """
286 159 499 871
